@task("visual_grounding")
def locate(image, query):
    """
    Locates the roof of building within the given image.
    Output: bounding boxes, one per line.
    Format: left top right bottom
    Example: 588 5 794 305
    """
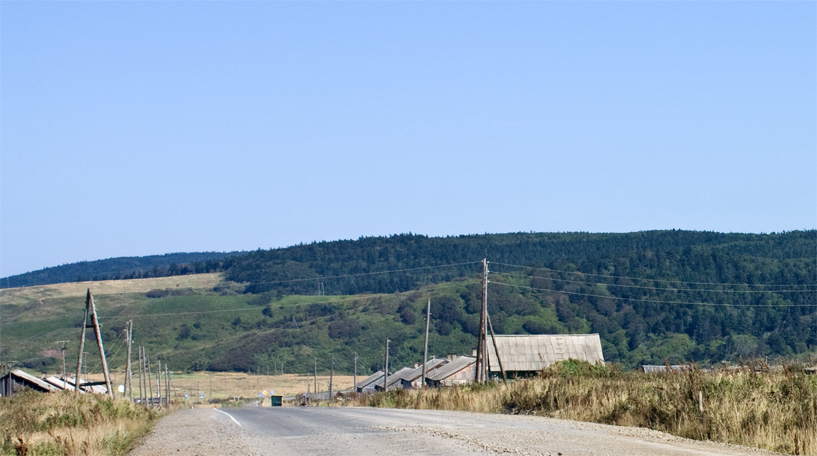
641 365 693 373
428 356 476 381
10 369 61 392
487 334 604 372
385 367 414 387
43 376 75 391
399 358 448 383
355 371 385 389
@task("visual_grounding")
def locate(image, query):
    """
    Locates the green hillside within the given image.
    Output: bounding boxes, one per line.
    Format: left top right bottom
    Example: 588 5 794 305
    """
1 230 815 376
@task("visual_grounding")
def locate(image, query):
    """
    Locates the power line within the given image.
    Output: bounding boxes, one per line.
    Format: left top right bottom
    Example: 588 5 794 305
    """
492 271 817 294
490 280 817 307
100 280 480 320
489 261 816 289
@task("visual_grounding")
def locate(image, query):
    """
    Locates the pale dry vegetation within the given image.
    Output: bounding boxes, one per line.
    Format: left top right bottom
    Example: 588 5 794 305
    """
356 361 817 455
0 273 224 306
0 391 161 456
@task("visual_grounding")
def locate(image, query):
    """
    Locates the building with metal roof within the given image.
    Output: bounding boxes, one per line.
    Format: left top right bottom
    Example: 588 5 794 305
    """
376 367 414 391
1 369 61 396
398 358 448 389
426 356 476 387
355 371 385 393
641 364 693 374
487 334 604 376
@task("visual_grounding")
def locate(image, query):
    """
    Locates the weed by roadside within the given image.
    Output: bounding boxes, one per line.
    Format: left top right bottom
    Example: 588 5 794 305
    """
1 391 162 456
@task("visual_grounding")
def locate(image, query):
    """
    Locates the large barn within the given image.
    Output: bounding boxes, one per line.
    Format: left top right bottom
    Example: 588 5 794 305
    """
487 334 604 377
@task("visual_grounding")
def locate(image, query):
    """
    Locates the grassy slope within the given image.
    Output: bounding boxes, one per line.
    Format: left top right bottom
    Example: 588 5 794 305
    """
0 273 481 378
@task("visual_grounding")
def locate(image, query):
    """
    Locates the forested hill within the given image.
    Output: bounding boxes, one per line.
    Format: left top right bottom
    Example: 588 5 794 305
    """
224 230 815 296
3 252 240 288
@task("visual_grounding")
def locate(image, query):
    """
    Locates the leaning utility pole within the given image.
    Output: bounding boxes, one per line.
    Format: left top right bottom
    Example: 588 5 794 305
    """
421 298 431 387
474 259 489 384
74 290 113 397
137 346 144 405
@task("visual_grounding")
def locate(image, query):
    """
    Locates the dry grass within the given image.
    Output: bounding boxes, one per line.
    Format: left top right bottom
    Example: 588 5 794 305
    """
0 274 224 306
352 362 817 456
166 372 356 403
0 390 161 456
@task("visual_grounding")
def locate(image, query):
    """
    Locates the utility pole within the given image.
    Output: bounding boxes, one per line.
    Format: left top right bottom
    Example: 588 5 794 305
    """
475 259 489 384
146 353 153 406
56 341 69 383
156 359 162 405
422 298 431 387
353 353 358 394
165 365 170 406
487 312 507 384
75 294 90 395
138 346 145 405
313 358 318 398
74 290 113 397
125 321 133 401
328 357 334 403
383 339 390 391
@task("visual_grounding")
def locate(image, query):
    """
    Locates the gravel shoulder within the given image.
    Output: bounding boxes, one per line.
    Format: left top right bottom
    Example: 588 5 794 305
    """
127 406 783 456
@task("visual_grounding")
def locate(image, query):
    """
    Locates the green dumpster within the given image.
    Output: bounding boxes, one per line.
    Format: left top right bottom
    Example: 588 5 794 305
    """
270 395 283 407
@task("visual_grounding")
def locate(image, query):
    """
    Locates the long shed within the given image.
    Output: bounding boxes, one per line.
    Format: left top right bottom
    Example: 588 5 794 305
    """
487 334 604 376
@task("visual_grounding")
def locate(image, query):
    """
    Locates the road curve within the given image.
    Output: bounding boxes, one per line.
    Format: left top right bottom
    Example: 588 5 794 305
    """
129 406 780 456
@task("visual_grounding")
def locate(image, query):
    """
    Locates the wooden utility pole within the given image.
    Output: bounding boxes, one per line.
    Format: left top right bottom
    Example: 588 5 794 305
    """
165 365 170 406
75 295 89 395
75 290 113 397
422 298 431 387
146 353 153 405
157 359 162 405
475 259 489 383
56 341 69 383
137 346 144 405
353 353 358 394
383 339 390 391
328 357 334 403
487 313 507 384
313 358 317 398
125 321 133 400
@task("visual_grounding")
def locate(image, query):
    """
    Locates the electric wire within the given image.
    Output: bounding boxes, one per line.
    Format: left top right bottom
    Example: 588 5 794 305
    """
490 280 817 307
492 271 817 294
489 261 817 289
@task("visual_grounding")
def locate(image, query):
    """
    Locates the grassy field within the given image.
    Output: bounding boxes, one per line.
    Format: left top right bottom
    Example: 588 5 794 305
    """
0 390 161 456
0 273 224 306
354 361 817 456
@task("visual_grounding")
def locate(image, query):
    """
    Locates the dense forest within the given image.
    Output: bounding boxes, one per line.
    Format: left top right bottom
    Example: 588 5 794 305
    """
3 231 815 371
3 252 240 288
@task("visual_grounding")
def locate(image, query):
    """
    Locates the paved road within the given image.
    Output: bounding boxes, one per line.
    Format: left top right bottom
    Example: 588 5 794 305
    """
129 406 779 456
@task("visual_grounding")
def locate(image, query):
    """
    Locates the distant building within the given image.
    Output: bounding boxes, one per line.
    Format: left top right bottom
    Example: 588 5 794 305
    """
641 365 692 374
426 356 476 387
355 371 385 393
376 367 414 391
398 358 448 389
487 334 605 376
1 369 61 396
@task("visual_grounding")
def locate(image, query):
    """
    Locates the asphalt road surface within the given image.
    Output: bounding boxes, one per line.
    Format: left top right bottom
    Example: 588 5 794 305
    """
128 406 779 456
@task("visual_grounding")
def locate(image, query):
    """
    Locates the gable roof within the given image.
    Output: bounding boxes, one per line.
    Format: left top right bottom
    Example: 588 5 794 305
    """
428 356 476 381
399 358 448 383
9 369 61 392
385 367 414 387
487 334 604 372
355 371 385 390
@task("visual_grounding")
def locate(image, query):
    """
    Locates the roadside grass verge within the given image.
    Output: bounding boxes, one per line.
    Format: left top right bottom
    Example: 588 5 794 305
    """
0 391 162 456
356 361 817 455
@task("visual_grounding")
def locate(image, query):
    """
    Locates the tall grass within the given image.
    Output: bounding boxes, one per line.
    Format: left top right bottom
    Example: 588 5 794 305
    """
354 361 817 455
0 391 161 456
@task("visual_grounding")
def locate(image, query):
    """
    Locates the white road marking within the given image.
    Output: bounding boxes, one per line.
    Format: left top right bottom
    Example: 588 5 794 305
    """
215 408 241 426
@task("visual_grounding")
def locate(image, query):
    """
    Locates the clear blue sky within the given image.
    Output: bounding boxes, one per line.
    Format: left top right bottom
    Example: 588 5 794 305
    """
1 1 815 278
